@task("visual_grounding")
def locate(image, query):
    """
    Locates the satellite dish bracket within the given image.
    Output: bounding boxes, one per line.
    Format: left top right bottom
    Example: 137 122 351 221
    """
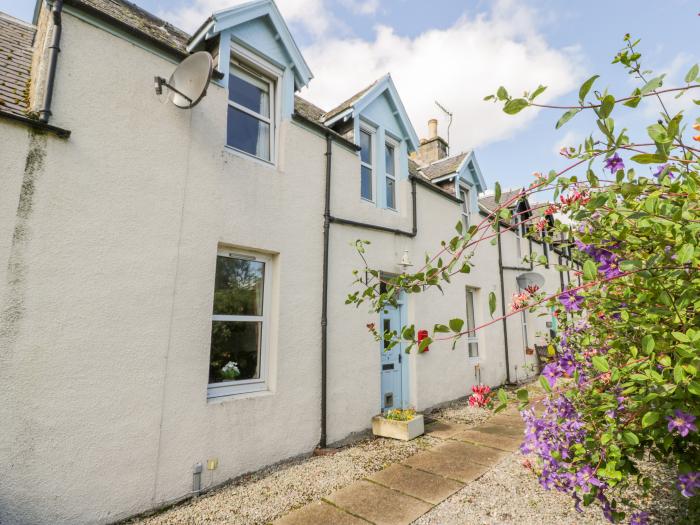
154 76 193 105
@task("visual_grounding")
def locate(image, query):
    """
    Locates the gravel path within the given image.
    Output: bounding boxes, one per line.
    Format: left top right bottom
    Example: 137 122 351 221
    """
415 453 694 525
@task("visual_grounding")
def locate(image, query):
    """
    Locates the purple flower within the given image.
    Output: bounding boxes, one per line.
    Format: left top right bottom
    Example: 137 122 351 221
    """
653 164 672 179
576 465 603 492
677 472 700 498
604 153 625 173
630 511 649 525
542 363 562 387
559 289 584 312
666 410 697 437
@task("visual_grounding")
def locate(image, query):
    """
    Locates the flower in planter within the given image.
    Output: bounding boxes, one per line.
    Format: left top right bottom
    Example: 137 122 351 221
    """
384 408 416 421
220 361 241 380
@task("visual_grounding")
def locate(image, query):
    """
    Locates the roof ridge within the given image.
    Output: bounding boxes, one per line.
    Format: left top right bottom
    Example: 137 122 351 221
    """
427 150 468 167
321 75 386 121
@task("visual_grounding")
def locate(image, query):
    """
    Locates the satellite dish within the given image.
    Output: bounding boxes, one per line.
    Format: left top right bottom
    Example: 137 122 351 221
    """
154 51 213 109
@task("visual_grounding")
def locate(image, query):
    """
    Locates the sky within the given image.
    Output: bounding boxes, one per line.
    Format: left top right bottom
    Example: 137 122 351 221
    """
2 0 698 195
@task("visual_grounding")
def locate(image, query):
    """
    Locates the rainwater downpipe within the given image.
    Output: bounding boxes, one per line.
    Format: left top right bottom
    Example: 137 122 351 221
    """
320 133 332 449
39 0 64 123
496 221 511 384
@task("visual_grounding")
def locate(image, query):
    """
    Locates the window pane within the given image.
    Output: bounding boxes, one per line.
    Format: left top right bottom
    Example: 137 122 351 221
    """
385 144 395 176
209 321 262 383
465 290 476 336
361 165 373 200
468 342 479 358
213 256 265 316
227 106 271 160
360 131 372 165
386 177 395 209
461 189 470 214
229 67 270 117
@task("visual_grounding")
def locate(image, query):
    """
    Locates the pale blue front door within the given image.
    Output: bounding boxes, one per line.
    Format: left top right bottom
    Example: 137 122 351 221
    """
380 303 403 411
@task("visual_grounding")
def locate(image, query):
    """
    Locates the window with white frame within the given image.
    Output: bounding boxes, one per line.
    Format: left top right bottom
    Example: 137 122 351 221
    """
465 288 479 358
459 185 471 229
360 129 373 201
227 62 274 162
385 141 396 209
208 250 271 398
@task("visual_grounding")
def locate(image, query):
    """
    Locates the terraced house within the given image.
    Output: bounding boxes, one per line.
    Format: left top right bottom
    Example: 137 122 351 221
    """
0 1 577 523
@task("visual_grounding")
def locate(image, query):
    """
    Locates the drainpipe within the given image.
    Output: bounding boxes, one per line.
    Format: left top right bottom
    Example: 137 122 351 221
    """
496 221 511 384
38 0 64 123
319 133 332 449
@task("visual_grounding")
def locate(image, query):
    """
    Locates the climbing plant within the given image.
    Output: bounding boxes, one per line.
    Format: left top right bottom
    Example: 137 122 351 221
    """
347 35 700 523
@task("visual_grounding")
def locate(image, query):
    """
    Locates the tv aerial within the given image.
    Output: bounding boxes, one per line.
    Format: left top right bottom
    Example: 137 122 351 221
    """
154 51 213 109
435 100 453 154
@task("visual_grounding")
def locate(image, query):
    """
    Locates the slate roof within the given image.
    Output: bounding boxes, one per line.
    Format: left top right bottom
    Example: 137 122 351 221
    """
322 78 380 122
419 152 469 181
478 189 525 213
0 12 35 117
294 95 325 123
66 0 190 54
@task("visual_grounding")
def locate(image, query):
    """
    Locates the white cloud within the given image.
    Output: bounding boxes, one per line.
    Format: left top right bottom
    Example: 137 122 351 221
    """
339 0 380 15
640 52 699 119
160 0 332 37
301 0 583 151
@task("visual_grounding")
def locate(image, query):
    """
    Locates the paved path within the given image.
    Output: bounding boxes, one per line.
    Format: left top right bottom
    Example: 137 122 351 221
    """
272 411 525 525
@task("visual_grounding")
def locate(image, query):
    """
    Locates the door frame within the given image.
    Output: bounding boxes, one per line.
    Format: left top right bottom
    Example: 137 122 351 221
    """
379 283 410 411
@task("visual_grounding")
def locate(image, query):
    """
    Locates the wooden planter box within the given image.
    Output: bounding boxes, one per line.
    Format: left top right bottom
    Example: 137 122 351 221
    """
372 414 425 441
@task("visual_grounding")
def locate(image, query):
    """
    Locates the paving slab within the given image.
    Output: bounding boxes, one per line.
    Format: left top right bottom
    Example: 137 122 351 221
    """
488 414 525 427
473 423 524 439
424 421 470 439
402 447 491 483
451 429 522 452
326 480 432 525
273 501 369 525
430 440 509 465
368 463 464 505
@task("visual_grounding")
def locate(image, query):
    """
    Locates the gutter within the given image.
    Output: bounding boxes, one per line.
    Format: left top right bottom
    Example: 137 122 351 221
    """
496 221 511 384
38 0 64 123
0 110 70 138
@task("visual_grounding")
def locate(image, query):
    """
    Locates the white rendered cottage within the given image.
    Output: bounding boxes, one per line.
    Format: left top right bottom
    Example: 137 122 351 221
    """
0 1 576 523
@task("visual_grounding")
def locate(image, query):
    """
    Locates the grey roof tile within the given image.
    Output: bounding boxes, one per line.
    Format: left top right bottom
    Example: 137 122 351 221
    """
419 152 468 180
322 77 380 122
67 0 190 54
0 12 35 117
478 189 524 212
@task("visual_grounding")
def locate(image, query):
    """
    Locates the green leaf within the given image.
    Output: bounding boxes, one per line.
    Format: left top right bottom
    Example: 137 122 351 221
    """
688 381 700 396
672 331 690 343
539 375 552 392
641 335 655 354
642 411 659 428
497 86 508 101
433 324 450 333
674 363 685 384
498 389 508 403
598 95 615 119
418 336 432 353
630 153 667 164
685 64 699 83
677 244 694 264
618 260 641 271
516 389 529 402
449 318 464 332
494 182 502 204
488 292 498 319
583 260 598 281
640 75 664 95
647 123 672 144
579 74 599 102
592 355 610 372
556 108 580 129
504 98 529 115
530 85 547 100
622 431 640 446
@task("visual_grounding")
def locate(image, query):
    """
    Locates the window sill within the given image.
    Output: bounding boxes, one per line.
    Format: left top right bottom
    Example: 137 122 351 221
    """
207 388 273 404
223 145 276 168
360 197 376 205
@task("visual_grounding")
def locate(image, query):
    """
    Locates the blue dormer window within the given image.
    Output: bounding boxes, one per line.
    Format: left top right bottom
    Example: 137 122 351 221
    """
360 129 374 201
227 62 274 162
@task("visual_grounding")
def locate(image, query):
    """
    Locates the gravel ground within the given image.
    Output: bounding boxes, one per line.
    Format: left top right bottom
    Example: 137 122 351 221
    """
131 400 487 525
130 434 443 524
415 452 695 525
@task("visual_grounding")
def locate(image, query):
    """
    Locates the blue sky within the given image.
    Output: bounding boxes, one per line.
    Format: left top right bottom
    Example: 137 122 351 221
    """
3 0 698 195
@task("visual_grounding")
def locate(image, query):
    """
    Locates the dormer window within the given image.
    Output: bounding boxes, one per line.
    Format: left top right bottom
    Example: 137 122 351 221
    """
385 142 396 209
459 185 471 228
360 129 374 201
227 62 274 162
